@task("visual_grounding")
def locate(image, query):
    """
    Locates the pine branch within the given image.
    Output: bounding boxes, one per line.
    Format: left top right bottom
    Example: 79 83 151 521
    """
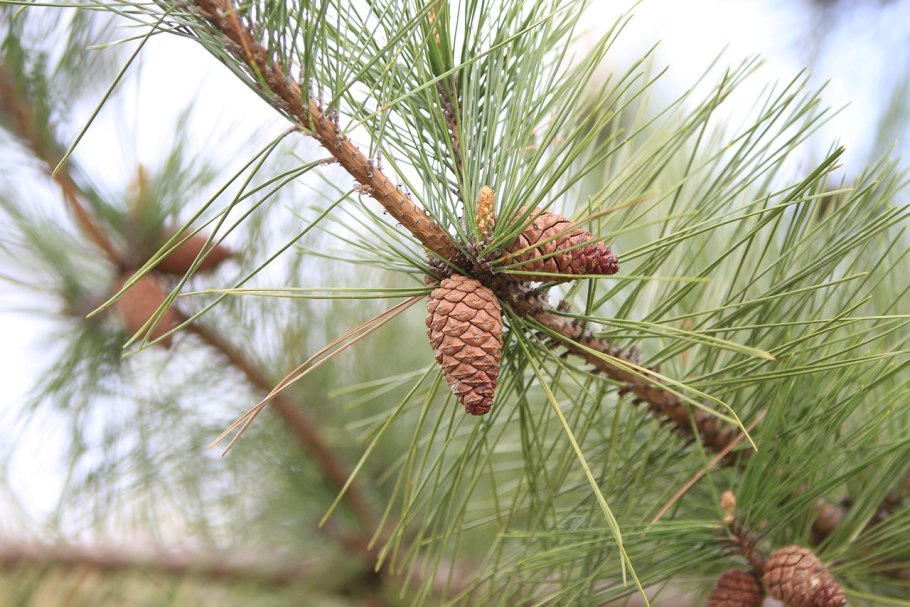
0 63 120 264
182 0 735 467
0 539 316 586
0 63 377 546
192 0 460 261
514 292 747 462
0 44 381 544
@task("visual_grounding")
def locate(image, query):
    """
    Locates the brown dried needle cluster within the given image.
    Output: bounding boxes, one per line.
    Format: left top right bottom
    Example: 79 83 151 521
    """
503 208 618 282
155 233 234 276
707 569 764 607
114 272 182 348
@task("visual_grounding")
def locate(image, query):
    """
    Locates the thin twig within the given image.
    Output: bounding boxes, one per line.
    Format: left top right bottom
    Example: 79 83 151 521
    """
209 295 424 455
0 539 315 586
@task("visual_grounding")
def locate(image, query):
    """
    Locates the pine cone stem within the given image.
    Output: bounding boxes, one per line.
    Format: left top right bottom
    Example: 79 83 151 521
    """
726 521 767 572
193 0 460 262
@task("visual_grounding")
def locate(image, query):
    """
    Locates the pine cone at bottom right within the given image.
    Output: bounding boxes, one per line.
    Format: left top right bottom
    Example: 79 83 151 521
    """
762 545 847 607
707 569 764 607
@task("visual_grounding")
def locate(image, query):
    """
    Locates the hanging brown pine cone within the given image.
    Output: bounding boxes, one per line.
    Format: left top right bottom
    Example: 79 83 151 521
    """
762 545 847 607
113 272 181 348
426 274 503 415
502 208 618 282
707 569 764 607
155 232 233 276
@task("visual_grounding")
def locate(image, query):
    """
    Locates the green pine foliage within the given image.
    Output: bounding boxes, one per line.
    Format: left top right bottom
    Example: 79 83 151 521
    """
0 1 908 606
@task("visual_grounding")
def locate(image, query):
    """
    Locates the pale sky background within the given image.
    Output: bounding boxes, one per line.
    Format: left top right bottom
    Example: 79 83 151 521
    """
1 0 909 527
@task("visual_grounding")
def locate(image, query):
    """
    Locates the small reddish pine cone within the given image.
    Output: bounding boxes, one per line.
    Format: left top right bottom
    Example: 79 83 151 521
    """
113 272 181 348
155 233 233 276
502 208 618 282
707 569 764 607
762 545 847 607
426 274 503 415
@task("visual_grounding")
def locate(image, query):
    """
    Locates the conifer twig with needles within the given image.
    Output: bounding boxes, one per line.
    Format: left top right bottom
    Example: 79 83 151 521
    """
0 63 120 264
193 0 461 261
0 56 379 545
187 0 747 455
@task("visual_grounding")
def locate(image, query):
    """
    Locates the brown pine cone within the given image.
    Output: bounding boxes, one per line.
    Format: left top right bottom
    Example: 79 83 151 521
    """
155 233 233 276
762 545 847 607
113 272 181 348
426 274 503 415
502 208 618 282
707 569 764 607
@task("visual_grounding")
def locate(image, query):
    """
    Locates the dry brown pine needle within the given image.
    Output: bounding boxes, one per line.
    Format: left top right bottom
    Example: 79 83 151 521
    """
503 208 618 282
426 274 503 415
762 545 847 607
